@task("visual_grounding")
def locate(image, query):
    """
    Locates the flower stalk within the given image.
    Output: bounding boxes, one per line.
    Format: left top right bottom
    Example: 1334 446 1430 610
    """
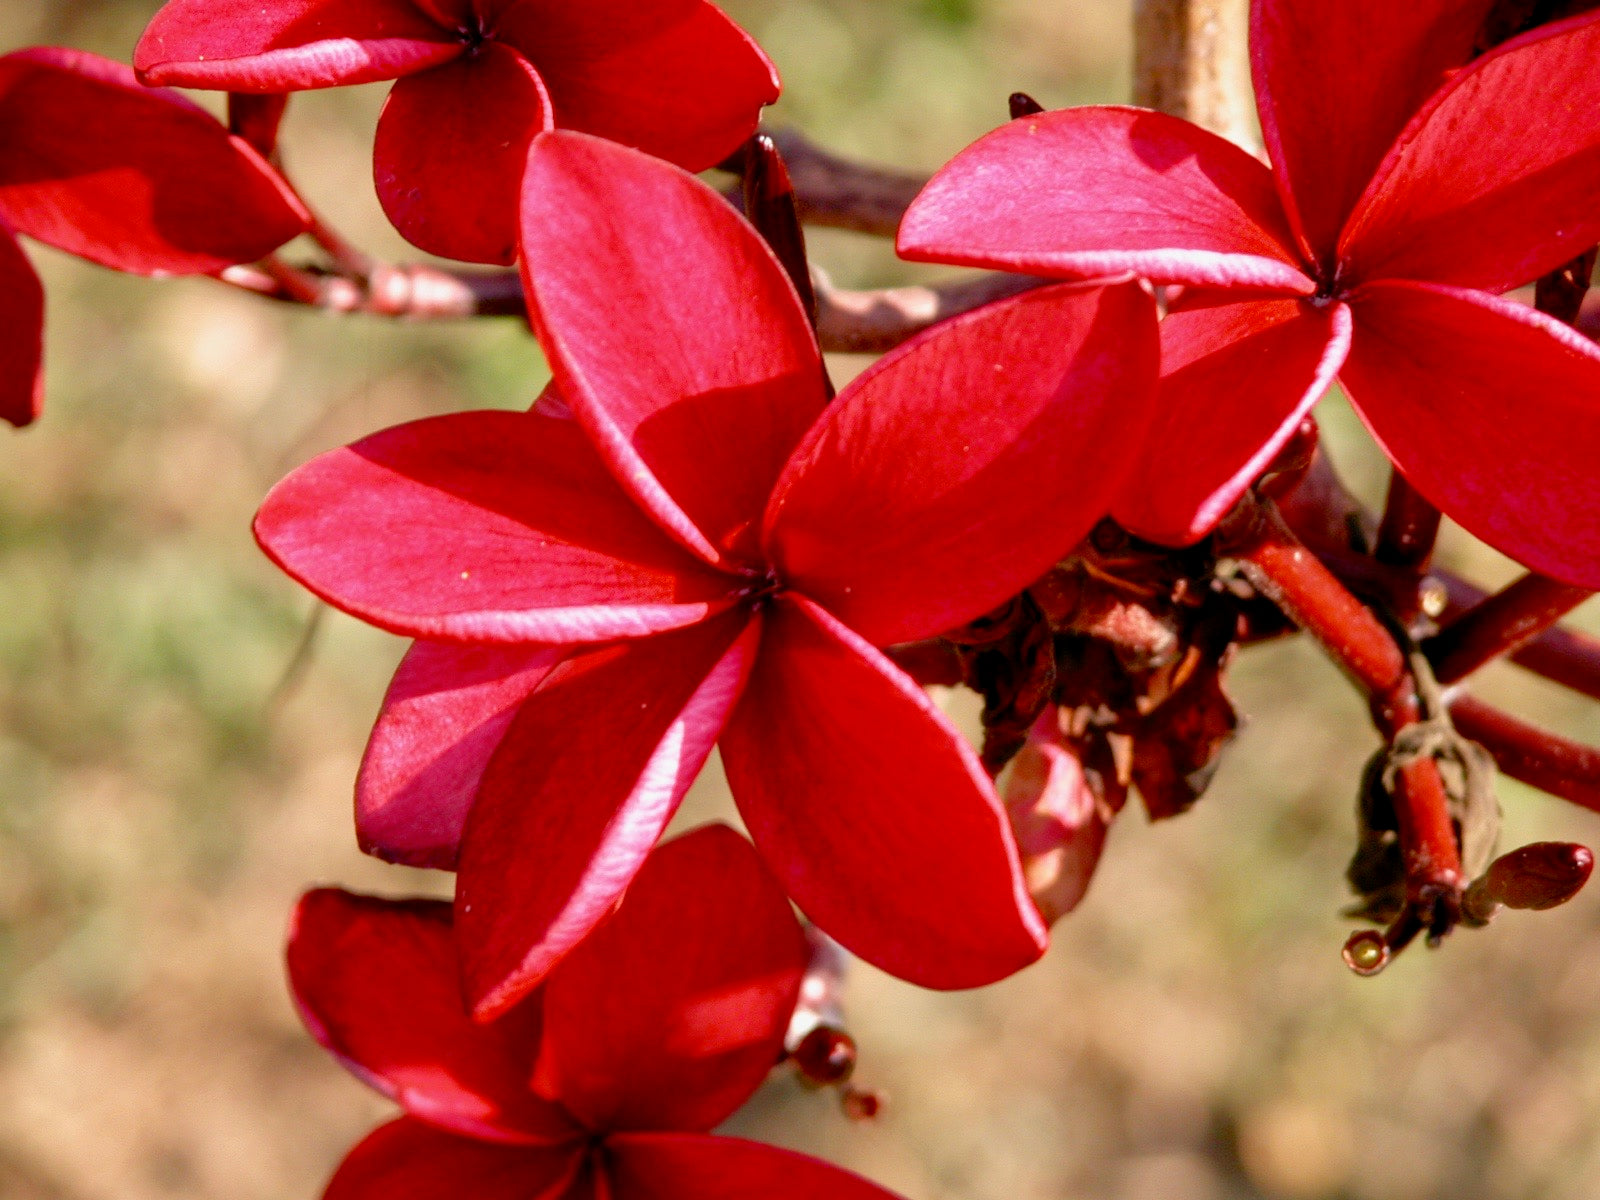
1427 572 1594 685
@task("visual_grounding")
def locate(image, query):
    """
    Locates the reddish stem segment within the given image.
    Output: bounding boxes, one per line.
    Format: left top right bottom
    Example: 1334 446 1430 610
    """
1222 500 1404 695
1450 696 1600 814
1427 573 1594 685
1440 573 1600 701
1374 472 1442 573
1222 500 1465 902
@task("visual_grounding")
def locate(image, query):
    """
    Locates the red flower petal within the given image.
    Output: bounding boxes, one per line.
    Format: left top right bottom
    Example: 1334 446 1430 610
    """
0 226 42 428
605 1132 908 1200
1251 0 1494 268
287 891 578 1144
496 0 779 171
1341 11 1600 294
768 281 1158 645
356 640 566 871
0 49 307 274
722 595 1047 990
1342 281 1600 588
254 410 737 644
533 825 805 1134
519 133 826 567
1114 294 1351 546
324 1119 582 1200
456 614 760 1020
898 106 1314 294
375 45 552 265
135 0 460 91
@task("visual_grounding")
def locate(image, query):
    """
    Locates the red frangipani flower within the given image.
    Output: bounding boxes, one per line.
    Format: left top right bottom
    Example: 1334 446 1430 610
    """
255 131 1159 1011
134 0 779 265
290 825 909 1200
0 47 308 427
900 0 1600 586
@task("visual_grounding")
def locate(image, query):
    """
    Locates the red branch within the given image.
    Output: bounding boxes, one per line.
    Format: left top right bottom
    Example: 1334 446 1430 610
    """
1374 472 1442 574
1439 573 1600 701
1427 572 1594 685
1220 499 1465 902
1450 696 1600 814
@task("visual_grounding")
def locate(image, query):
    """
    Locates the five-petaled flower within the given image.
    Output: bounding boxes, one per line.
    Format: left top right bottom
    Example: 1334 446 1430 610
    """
255 130 1159 1014
0 48 308 427
134 0 780 265
290 825 910 1200
900 0 1600 587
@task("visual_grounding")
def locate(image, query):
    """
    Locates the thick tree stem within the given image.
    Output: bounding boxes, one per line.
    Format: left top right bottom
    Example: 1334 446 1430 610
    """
1133 0 1255 143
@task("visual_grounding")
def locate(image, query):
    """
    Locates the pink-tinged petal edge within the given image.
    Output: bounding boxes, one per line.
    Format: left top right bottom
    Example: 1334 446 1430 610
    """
496 0 779 172
0 226 43 428
456 614 761 1020
767 279 1159 646
356 641 566 871
1340 10 1600 294
254 410 738 645
1341 280 1600 589
0 48 307 275
898 106 1315 295
287 891 576 1145
534 824 806 1135
375 44 553 265
135 0 461 91
723 595 1047 990
1251 0 1495 269
520 132 826 569
323 1119 582 1200
605 1132 908 1200
1114 294 1352 546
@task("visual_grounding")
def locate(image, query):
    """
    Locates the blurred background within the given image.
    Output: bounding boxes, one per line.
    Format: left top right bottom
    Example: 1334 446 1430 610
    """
1 2 1599 1198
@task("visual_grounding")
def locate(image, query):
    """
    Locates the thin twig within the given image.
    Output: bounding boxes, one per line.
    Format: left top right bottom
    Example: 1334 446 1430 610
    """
218 252 1042 353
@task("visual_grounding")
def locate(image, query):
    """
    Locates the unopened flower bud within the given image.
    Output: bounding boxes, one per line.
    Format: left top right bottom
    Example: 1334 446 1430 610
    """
1465 842 1594 921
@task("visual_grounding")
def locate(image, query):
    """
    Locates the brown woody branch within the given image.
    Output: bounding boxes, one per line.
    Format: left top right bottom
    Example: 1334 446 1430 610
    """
763 127 929 239
219 257 1043 355
813 268 1048 354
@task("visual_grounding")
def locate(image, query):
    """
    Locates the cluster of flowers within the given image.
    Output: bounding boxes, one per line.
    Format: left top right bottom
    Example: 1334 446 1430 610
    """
7 0 1600 1193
